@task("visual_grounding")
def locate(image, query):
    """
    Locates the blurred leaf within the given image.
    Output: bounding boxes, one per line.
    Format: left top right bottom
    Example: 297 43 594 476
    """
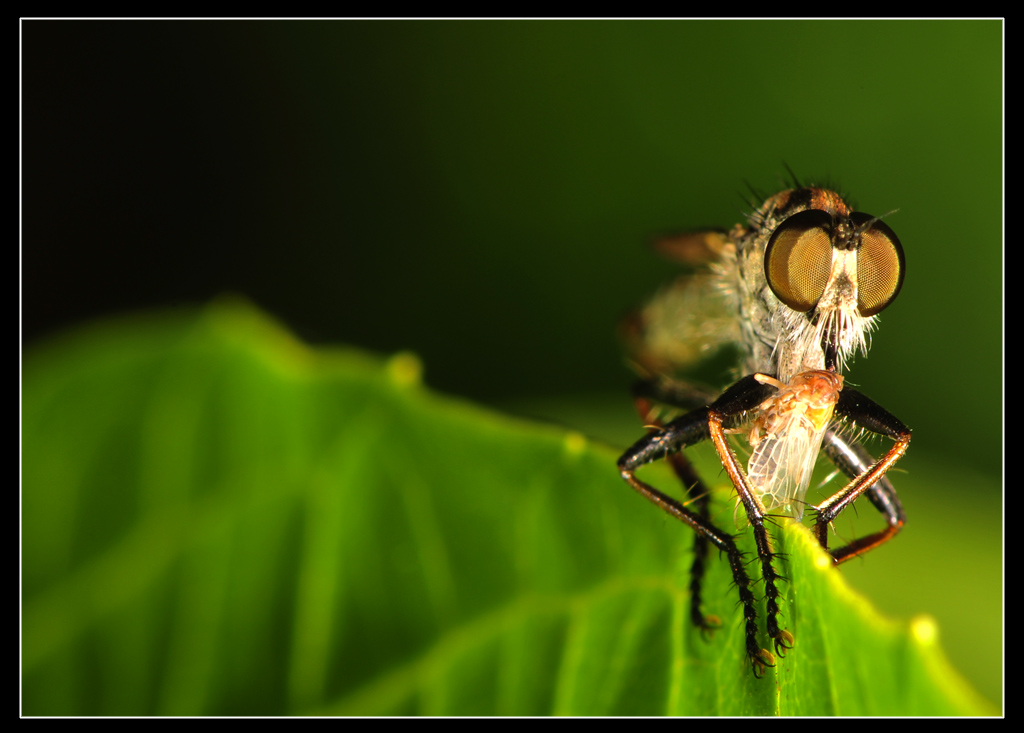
22 300 995 715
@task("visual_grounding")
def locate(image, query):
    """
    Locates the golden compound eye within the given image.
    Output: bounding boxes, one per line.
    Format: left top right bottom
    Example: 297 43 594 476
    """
849 213 905 316
764 209 834 312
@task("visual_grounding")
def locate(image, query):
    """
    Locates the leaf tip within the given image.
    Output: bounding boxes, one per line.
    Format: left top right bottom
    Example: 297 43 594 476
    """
563 431 588 457
910 614 940 646
386 351 423 387
813 552 833 571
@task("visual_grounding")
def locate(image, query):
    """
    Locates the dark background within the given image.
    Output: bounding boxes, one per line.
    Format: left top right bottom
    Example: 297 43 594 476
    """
23 20 1003 701
23 22 1001 467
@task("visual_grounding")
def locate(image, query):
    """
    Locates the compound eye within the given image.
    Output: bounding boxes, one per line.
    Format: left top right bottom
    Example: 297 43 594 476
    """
764 209 834 312
849 213 905 316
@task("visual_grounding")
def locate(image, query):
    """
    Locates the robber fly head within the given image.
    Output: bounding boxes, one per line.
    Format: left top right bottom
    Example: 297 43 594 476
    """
761 195 905 375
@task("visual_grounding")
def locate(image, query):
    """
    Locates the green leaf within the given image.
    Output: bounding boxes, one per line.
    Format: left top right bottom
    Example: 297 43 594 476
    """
22 301 994 715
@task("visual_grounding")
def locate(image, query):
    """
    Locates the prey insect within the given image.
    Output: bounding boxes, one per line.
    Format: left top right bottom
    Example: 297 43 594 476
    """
618 184 911 677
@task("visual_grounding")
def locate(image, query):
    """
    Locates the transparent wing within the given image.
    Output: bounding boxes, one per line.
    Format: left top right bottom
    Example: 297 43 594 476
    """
748 417 830 520
622 270 740 378
744 370 844 521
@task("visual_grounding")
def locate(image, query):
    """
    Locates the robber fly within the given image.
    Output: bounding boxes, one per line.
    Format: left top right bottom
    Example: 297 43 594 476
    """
618 183 911 677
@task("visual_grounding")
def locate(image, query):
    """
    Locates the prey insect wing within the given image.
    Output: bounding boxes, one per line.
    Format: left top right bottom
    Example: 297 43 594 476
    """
746 370 844 520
